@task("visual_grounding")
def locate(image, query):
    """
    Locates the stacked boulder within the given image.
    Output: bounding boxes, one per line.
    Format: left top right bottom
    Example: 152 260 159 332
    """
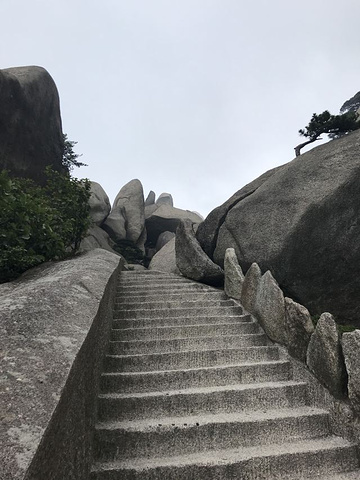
81 180 211 277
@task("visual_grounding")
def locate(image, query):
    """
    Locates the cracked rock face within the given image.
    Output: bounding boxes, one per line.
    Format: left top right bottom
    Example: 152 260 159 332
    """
198 130 360 325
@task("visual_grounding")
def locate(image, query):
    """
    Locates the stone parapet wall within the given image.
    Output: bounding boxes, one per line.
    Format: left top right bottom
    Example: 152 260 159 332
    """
0 249 123 480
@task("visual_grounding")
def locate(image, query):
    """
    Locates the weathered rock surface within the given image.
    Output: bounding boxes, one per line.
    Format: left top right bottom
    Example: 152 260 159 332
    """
155 231 175 252
255 270 287 345
175 219 224 286
224 248 244 300
102 179 146 249
79 226 118 254
89 181 111 226
156 192 173 207
145 190 156 206
285 297 314 362
342 330 360 412
196 166 283 258
307 313 347 398
240 263 262 315
201 130 360 325
146 204 203 245
148 237 180 275
0 249 121 480
0 66 64 184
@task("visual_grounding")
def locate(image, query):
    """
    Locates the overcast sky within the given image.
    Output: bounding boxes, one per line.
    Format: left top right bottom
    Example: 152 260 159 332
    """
1 0 360 217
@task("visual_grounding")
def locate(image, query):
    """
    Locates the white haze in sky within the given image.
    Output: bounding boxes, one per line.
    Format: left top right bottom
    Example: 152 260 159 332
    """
1 0 360 216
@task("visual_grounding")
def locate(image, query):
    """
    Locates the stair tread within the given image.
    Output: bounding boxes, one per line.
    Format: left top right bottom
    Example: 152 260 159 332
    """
95 405 328 431
91 435 355 471
112 332 265 343
98 379 306 399
102 359 289 376
112 321 253 331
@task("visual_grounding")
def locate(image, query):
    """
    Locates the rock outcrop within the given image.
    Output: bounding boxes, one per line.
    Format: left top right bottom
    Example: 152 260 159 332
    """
156 192 173 207
199 130 360 325
0 66 64 184
148 237 180 275
89 181 111 226
102 179 146 250
175 219 224 286
146 204 203 245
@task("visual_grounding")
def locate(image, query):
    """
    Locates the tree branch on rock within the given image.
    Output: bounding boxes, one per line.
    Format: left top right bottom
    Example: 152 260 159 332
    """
294 110 360 156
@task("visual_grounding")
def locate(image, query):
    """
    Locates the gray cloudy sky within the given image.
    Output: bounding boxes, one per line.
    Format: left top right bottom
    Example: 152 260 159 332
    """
1 0 360 216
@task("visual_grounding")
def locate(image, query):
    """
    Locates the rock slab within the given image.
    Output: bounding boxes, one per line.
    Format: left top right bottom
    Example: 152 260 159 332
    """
175 219 224 286
255 270 287 345
89 182 111 226
342 330 360 412
224 248 244 300
240 263 262 315
307 313 347 398
284 297 314 362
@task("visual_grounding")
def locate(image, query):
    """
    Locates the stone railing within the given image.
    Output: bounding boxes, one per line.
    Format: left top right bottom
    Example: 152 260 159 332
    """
224 247 360 413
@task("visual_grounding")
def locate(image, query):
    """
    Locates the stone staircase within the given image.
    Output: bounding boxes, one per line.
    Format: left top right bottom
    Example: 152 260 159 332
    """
90 270 360 479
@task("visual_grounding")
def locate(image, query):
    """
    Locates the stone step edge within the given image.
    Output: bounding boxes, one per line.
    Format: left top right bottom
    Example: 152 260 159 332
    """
98 380 307 400
91 435 356 472
101 359 289 378
111 321 255 332
105 345 279 360
96 405 326 432
109 333 267 345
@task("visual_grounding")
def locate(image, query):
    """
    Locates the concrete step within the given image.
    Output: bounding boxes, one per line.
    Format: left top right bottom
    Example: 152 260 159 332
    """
109 333 269 355
101 360 291 393
97 380 309 422
114 305 244 319
110 321 261 341
116 291 228 303
112 313 252 329
117 283 217 293
104 346 281 372
90 436 359 480
114 299 236 310
302 472 360 479
93 407 330 461
118 277 194 285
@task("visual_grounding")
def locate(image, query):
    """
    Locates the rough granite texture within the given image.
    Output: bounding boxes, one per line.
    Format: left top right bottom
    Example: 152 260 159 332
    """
0 249 122 480
224 248 244 300
255 270 287 346
285 297 314 363
240 262 262 315
79 226 118 254
148 237 181 275
342 330 360 414
146 204 203 245
88 182 111 226
0 66 64 185
205 130 360 325
307 313 348 399
102 179 146 249
175 219 224 286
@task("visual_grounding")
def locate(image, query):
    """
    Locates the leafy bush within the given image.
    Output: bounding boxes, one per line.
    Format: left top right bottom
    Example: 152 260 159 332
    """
0 168 91 283
113 239 144 264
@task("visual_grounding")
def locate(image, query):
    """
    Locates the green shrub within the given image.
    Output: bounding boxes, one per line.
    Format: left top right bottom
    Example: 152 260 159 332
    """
113 239 144 264
0 168 91 283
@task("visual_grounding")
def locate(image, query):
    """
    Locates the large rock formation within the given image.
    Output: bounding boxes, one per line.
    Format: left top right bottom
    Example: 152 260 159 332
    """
0 66 64 184
146 204 203 245
89 182 111 226
102 179 146 250
198 130 360 325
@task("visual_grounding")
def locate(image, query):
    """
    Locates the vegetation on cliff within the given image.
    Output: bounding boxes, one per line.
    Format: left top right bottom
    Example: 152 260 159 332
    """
0 138 91 283
295 110 360 156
